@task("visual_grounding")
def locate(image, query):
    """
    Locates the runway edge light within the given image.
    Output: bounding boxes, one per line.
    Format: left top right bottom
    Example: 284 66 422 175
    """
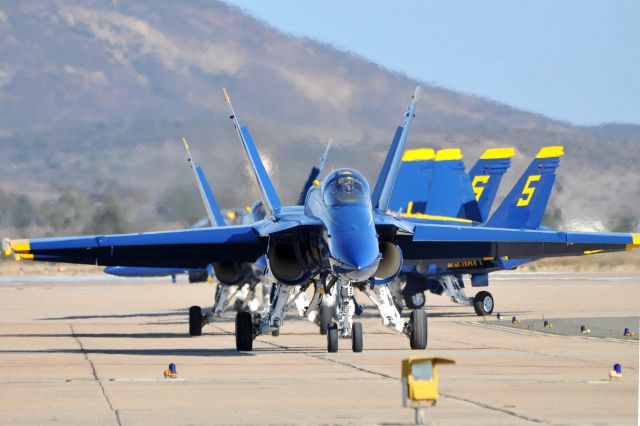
609 363 622 380
164 363 177 379
402 356 455 424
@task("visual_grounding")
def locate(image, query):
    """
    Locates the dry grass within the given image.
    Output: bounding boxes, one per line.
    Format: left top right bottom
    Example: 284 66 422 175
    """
0 259 102 276
520 250 640 273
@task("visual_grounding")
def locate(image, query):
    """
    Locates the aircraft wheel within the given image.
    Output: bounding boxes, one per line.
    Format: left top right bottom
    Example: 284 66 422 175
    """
235 311 253 351
271 328 280 337
404 291 426 310
189 305 203 336
473 291 494 316
409 310 428 350
319 304 332 335
352 322 363 353
327 322 339 353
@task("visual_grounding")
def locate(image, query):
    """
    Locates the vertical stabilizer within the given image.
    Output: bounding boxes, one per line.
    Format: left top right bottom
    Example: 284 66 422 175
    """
426 149 482 222
223 89 282 218
487 146 563 229
468 148 515 222
372 87 421 211
297 140 332 205
182 138 226 227
387 148 436 214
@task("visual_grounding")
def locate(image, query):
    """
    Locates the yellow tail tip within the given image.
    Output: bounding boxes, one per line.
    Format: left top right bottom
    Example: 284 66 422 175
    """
435 148 463 161
223 88 231 105
402 148 435 162
536 146 564 158
480 147 515 160
182 137 189 150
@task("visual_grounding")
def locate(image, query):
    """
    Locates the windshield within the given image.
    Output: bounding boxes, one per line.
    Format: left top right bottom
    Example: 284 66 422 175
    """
323 175 369 206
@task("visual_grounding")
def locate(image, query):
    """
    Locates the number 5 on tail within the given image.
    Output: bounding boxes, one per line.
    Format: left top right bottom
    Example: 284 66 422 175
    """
517 175 541 206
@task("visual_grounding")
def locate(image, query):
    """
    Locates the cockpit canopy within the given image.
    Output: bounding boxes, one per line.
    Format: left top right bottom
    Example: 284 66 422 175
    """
322 170 370 207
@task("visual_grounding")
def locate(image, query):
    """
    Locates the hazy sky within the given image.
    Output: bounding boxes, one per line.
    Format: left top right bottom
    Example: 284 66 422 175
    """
225 0 638 126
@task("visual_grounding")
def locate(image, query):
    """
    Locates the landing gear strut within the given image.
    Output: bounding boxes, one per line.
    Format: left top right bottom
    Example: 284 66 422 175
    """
361 282 428 350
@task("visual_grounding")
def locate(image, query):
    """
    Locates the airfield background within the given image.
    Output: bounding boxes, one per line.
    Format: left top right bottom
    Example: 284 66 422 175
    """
0 1 638 262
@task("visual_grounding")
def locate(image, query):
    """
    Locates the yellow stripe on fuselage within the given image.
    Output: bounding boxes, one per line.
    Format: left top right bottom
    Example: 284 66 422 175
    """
627 233 640 250
583 250 603 255
11 239 31 254
387 209 473 224
402 148 435 162
536 146 564 158
435 148 462 161
480 148 515 160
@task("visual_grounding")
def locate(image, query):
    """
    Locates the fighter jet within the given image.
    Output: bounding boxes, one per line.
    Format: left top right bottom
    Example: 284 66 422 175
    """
383 146 515 312
3 87 638 354
388 145 569 317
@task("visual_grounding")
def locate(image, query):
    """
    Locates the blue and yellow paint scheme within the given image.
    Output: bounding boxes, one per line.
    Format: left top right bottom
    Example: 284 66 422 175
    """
2 88 637 317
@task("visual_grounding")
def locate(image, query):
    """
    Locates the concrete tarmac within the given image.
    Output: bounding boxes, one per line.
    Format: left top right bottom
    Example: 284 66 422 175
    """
0 274 638 425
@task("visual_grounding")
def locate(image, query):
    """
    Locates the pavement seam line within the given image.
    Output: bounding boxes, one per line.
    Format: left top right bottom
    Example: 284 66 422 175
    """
461 320 636 345
209 322 552 424
69 324 123 426
439 393 550 425
455 321 638 371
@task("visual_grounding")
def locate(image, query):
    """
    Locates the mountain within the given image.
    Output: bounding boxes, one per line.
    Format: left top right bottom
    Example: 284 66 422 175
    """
0 0 638 234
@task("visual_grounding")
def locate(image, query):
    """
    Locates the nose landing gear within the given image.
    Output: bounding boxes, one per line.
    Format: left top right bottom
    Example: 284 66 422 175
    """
325 280 365 353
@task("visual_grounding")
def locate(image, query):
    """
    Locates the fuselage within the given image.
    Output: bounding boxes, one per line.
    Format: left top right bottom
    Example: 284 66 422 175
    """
305 169 380 282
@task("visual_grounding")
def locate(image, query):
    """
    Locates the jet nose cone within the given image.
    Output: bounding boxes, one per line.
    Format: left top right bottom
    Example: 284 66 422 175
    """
331 252 380 282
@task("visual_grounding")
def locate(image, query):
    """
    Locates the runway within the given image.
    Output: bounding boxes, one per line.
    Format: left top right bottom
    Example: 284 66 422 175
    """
0 275 637 425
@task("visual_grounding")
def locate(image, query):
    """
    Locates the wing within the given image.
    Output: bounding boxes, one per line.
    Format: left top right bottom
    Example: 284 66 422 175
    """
3 226 266 268
397 223 639 262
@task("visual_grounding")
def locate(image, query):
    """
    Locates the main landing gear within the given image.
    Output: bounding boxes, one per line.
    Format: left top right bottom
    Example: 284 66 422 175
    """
360 282 428 350
473 290 494 316
188 279 271 337
437 275 494 317
233 281 315 351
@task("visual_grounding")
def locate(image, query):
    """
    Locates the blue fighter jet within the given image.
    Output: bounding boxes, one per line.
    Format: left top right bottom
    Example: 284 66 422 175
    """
389 145 570 317
3 87 638 353
385 146 515 312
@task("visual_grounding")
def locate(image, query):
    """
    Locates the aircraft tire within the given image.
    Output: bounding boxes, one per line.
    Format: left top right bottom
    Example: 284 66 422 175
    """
319 304 332 335
404 291 426 310
271 328 280 337
473 291 494 316
189 305 203 336
409 310 428 350
327 322 339 353
352 322 363 353
235 311 253 351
